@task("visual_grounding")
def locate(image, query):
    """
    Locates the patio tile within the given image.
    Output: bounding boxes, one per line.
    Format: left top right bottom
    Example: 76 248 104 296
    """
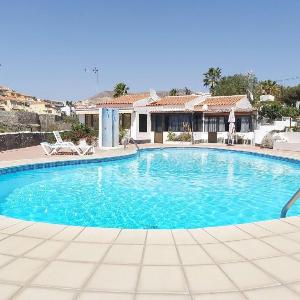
17 223 65 239
115 229 146 244
292 253 300 261
104 244 143 264
58 242 109 262
220 261 279 289
261 235 300 254
25 240 67 259
0 283 20 300
225 239 281 260
204 226 251 242
288 282 300 294
0 236 43 256
282 216 300 227
236 223 273 238
193 292 246 299
143 245 180 265
146 230 174 244
52 226 83 241
255 220 298 234
172 230 197 244
244 286 300 300
33 261 94 288
79 292 134 299
136 295 191 300
177 245 213 265
184 265 237 293
202 243 244 263
0 254 14 267
0 233 8 241
15 287 75 300
0 217 19 230
138 266 187 293
284 231 300 243
0 258 45 283
75 228 120 243
0 221 34 234
254 256 300 283
86 264 139 292
188 228 218 244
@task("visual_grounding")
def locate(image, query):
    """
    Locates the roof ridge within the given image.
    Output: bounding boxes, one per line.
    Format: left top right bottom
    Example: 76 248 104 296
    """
208 94 246 98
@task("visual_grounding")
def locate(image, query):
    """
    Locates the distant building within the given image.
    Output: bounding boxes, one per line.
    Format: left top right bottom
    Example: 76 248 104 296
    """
0 85 62 115
76 90 257 144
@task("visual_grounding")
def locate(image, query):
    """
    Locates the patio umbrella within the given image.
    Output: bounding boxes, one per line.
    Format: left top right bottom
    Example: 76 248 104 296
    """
228 108 235 145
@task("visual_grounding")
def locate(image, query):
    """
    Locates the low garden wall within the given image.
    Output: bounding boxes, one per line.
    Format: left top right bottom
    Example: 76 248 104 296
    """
0 132 54 151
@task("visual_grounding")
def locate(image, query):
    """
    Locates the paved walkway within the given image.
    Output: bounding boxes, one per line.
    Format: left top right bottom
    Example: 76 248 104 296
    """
0 144 300 299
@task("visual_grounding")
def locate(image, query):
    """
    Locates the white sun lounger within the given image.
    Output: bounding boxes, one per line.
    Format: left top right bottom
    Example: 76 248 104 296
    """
41 131 95 156
54 131 95 155
41 141 81 156
40 142 60 156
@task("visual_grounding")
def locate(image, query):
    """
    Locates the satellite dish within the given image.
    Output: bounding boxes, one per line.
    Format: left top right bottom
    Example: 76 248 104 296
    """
150 89 159 101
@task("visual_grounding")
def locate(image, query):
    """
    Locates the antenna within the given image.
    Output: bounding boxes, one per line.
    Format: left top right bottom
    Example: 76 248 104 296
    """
85 66 100 92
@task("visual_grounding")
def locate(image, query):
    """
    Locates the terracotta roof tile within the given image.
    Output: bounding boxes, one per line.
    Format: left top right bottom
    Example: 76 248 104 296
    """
99 93 150 106
148 95 199 106
194 95 246 110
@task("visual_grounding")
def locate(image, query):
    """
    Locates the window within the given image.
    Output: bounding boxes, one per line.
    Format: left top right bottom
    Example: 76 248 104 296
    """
165 114 191 132
139 114 147 132
119 113 131 130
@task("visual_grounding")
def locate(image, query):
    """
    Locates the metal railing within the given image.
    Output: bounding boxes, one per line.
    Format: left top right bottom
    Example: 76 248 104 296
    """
281 188 300 218
123 137 140 151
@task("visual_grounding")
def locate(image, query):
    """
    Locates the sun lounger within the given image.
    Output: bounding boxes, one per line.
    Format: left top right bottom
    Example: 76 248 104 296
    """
77 140 95 155
40 142 60 156
41 131 95 156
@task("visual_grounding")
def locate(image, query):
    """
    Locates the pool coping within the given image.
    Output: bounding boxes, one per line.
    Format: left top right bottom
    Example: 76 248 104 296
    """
1 145 300 298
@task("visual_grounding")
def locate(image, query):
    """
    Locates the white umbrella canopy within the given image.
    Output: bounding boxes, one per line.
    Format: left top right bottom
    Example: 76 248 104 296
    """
228 107 236 145
228 107 235 123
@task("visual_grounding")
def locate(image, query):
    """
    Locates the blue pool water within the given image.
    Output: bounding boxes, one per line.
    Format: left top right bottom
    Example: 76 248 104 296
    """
0 148 300 229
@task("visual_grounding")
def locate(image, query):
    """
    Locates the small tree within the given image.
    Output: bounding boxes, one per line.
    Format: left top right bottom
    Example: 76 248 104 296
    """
282 84 300 107
113 82 129 98
259 102 283 121
169 88 179 96
280 106 300 118
214 74 258 97
203 67 222 94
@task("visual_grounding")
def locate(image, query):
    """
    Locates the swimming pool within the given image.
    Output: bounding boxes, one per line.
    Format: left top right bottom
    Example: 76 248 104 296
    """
0 148 300 229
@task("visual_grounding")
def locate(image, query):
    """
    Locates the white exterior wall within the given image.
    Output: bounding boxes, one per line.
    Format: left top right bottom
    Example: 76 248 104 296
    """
134 108 152 141
78 114 85 124
254 119 296 145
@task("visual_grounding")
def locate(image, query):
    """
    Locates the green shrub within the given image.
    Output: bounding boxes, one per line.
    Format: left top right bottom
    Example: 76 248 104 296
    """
62 124 98 145
167 131 176 141
167 131 191 142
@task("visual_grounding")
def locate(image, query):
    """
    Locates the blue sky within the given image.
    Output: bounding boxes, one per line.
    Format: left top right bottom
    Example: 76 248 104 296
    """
0 0 300 101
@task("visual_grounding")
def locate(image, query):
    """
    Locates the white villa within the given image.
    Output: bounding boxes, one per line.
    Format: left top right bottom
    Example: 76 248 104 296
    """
75 90 257 144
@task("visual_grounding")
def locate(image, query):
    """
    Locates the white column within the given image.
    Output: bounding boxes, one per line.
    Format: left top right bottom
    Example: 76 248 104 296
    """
131 112 137 139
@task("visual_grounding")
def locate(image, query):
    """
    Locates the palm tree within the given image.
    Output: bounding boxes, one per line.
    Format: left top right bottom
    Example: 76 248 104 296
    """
259 80 279 95
113 82 129 98
184 87 192 95
203 67 222 94
169 88 178 96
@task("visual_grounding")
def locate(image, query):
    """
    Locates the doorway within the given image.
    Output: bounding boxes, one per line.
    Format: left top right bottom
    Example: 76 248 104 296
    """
154 114 163 143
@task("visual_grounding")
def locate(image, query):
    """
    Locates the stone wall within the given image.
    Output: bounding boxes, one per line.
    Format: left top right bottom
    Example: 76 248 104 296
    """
0 111 72 132
0 132 54 151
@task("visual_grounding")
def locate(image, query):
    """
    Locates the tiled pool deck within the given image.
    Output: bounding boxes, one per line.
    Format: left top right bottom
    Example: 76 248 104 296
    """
1 144 300 299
